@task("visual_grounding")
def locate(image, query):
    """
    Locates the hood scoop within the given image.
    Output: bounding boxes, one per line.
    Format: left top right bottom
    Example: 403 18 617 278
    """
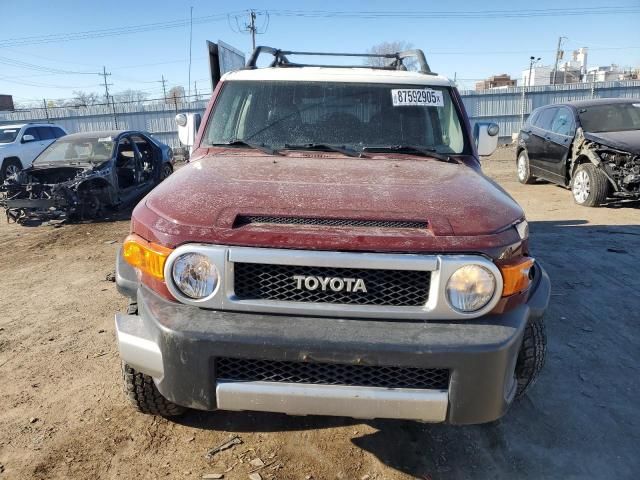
233 215 427 229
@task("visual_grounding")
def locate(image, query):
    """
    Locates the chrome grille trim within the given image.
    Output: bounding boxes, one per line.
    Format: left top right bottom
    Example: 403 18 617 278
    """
163 245 504 320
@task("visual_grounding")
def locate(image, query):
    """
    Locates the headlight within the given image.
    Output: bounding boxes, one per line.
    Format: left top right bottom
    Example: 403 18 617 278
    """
171 253 218 299
446 265 496 312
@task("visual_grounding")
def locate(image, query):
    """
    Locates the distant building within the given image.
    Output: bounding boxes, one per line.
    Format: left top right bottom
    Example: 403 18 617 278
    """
522 48 589 86
0 94 14 111
555 47 588 84
475 74 517 91
584 64 631 83
521 65 553 87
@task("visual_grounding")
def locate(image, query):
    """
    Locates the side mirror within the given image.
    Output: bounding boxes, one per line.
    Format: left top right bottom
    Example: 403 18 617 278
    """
475 122 499 157
22 134 36 143
175 113 187 127
176 113 202 153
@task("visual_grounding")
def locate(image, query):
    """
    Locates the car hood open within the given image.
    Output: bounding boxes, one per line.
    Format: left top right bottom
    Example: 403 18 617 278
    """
583 130 640 154
137 153 524 255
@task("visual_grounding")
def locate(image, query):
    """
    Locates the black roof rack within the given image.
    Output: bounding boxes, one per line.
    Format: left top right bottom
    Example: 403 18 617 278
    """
245 46 434 75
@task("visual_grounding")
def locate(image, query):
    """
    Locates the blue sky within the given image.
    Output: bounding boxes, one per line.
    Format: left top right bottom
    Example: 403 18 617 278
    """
1 0 638 104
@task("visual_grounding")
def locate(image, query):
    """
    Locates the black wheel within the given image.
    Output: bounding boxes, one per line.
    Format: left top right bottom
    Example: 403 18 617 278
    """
516 150 536 184
122 363 186 417
571 163 611 207
1 158 22 181
159 163 172 181
121 301 186 417
514 316 547 398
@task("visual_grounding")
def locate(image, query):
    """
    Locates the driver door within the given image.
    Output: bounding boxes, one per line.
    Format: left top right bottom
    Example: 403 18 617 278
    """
20 127 46 166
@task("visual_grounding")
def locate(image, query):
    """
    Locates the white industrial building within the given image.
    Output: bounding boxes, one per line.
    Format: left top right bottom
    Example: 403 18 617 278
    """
521 48 588 86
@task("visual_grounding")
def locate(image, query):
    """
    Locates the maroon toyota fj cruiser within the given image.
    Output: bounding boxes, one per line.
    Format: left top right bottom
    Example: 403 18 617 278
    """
115 47 550 424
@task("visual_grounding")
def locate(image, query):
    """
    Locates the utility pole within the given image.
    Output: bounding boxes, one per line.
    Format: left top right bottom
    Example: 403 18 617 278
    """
248 10 257 50
159 75 168 102
552 36 567 85
231 10 267 50
100 66 117 128
100 66 112 102
188 6 193 98
42 99 49 121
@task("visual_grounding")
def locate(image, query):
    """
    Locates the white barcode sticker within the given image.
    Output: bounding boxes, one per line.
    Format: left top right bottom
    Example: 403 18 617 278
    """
391 89 444 107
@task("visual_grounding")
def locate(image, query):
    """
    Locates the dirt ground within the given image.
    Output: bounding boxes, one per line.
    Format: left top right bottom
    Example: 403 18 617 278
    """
0 147 638 480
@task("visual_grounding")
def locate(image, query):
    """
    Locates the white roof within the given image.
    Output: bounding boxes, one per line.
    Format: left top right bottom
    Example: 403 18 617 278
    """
223 67 453 87
0 124 28 129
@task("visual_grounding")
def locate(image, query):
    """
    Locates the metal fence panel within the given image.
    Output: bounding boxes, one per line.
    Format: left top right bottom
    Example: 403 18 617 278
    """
0 100 209 148
460 80 640 140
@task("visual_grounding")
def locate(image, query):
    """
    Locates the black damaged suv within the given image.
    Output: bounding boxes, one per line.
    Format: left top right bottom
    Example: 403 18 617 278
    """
516 98 640 206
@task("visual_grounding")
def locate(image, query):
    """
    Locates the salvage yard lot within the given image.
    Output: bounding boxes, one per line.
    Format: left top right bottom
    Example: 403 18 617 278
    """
0 148 638 479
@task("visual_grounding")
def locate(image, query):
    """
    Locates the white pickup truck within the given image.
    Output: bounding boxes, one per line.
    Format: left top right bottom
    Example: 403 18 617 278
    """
0 123 68 180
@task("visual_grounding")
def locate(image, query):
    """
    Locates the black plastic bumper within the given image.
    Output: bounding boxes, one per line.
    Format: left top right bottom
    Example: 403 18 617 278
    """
115 249 550 425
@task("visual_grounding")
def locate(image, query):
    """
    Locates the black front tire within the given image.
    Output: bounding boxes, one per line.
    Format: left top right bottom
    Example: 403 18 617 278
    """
1 158 22 181
571 163 611 207
121 301 186 416
122 363 186 416
517 150 536 184
514 316 547 399
159 163 173 182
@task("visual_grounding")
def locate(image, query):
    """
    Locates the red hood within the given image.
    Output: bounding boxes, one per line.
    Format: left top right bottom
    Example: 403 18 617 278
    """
133 151 524 256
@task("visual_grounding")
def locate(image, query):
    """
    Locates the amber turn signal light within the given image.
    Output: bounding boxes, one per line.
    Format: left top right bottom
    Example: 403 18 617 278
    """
122 234 173 280
500 257 535 296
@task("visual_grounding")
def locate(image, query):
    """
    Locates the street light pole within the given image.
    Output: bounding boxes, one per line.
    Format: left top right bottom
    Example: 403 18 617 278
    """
528 56 541 88
522 56 541 128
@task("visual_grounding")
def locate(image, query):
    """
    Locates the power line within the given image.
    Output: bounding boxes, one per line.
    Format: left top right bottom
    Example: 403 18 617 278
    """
268 6 640 19
0 75 98 89
0 55 98 75
0 10 244 48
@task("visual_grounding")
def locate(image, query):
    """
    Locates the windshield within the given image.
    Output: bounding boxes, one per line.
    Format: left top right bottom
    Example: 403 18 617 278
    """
578 103 640 133
34 136 115 164
203 81 467 154
0 128 20 144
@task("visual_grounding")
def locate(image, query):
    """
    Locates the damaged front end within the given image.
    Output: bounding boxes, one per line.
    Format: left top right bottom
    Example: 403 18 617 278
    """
571 128 640 197
1 165 113 224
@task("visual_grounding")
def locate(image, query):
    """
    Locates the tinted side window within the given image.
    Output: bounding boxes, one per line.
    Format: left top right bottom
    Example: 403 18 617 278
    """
37 127 56 140
23 127 40 140
53 127 66 138
536 108 557 131
527 110 540 127
550 108 574 136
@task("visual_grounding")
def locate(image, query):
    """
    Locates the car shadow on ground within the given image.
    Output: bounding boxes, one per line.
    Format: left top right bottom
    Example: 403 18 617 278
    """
544 183 640 209
173 220 640 479
602 198 640 209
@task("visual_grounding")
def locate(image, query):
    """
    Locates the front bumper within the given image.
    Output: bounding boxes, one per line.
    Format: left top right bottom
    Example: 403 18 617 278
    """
115 254 550 425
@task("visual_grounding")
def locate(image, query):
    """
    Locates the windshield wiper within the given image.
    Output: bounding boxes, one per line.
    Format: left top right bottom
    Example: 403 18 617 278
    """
284 143 364 158
211 139 280 156
362 145 457 163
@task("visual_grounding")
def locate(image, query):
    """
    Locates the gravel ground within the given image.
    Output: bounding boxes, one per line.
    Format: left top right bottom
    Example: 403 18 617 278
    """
0 147 638 479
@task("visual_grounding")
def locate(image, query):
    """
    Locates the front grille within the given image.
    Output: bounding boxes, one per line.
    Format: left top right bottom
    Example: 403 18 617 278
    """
233 263 431 306
234 215 426 229
216 357 449 390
